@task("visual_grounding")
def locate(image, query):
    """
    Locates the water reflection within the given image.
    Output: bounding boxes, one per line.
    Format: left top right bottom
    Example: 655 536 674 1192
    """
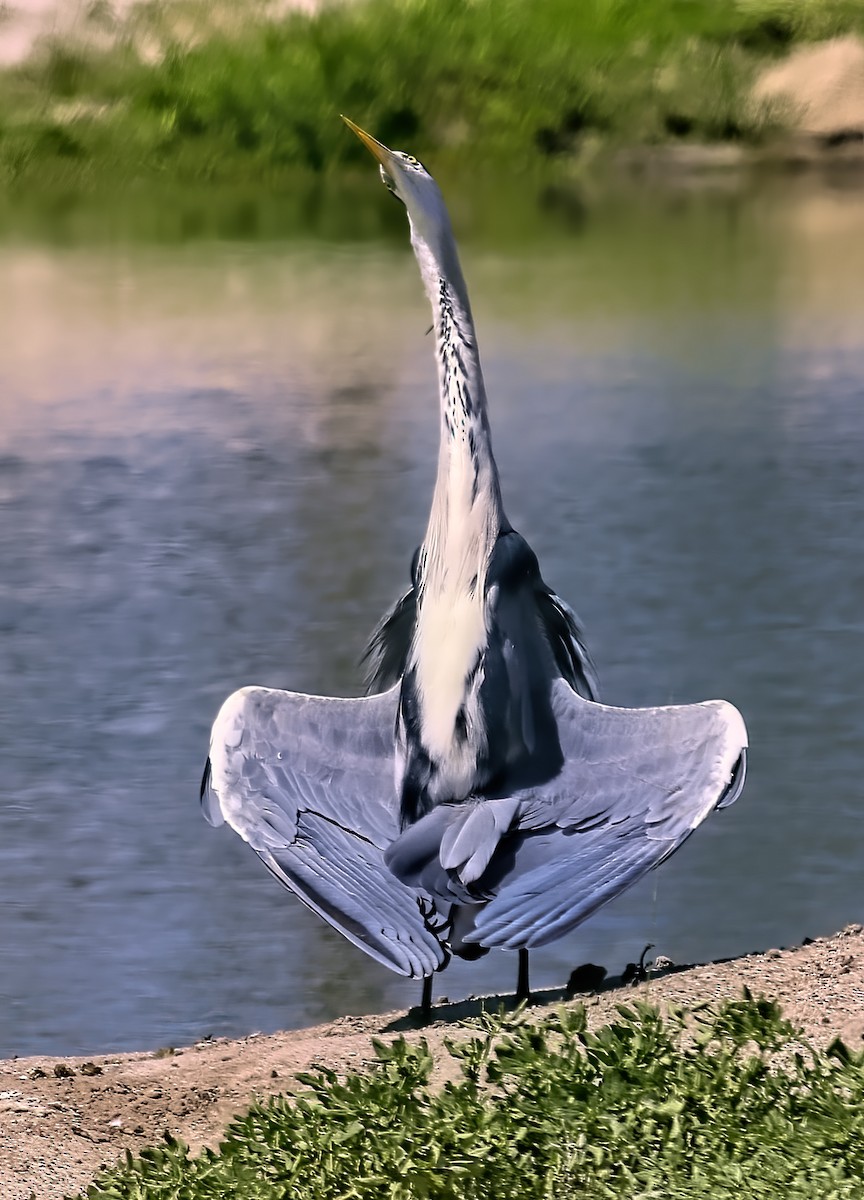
0 178 862 1055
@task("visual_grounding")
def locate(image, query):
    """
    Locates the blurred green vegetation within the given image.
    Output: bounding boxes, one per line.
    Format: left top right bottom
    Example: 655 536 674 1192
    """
78 996 864 1199
1 0 863 187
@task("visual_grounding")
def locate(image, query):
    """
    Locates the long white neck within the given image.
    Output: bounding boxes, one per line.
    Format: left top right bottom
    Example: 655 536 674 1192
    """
404 222 507 796
410 226 506 587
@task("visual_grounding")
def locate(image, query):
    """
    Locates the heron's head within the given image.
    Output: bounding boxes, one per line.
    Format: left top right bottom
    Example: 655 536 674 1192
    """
342 117 453 258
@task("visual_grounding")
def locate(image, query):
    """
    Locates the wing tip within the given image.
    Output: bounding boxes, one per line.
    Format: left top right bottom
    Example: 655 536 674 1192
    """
199 756 211 801
199 756 225 827
261 849 445 979
717 746 747 810
709 699 748 809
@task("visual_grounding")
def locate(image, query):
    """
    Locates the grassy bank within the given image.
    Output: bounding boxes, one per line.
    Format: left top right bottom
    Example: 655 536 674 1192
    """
2 0 864 188
78 996 864 1199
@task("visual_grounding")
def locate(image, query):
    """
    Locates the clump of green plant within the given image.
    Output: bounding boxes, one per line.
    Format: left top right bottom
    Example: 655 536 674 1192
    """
2 0 864 187
76 993 864 1199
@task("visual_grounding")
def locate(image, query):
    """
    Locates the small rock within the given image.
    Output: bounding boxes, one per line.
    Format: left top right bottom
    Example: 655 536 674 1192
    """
53 1063 75 1079
27 1067 47 1080
566 963 607 994
153 1047 175 1059
80 1062 102 1077
270 1069 278 1079
108 1115 123 1128
765 948 782 959
650 955 675 973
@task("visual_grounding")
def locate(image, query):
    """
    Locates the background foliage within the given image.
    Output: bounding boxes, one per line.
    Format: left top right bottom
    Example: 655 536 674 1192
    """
2 0 864 185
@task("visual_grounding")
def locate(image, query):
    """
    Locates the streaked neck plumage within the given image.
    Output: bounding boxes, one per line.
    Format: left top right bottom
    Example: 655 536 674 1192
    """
413 228 504 541
403 216 507 802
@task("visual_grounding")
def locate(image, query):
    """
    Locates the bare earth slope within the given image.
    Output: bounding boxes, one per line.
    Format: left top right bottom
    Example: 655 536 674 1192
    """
3 926 864 1200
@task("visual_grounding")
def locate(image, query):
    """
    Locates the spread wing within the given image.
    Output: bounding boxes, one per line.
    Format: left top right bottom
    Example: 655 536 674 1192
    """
201 683 447 978
387 678 747 951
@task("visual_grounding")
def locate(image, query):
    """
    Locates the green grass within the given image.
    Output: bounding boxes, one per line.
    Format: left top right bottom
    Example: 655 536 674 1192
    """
76 994 864 1199
2 0 864 188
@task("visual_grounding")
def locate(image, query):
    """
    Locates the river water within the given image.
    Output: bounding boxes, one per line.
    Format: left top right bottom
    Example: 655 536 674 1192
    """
1 175 862 1056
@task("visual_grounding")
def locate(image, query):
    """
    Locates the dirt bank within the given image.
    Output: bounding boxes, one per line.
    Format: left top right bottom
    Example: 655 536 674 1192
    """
3 925 864 1200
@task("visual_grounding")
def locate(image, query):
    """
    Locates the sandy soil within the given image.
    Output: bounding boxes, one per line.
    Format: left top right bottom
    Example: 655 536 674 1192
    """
3 926 864 1199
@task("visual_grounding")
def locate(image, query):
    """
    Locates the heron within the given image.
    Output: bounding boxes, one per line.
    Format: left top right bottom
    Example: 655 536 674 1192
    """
201 118 747 1017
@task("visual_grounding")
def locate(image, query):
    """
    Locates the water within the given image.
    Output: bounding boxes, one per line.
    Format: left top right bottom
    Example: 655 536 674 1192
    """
1 176 862 1057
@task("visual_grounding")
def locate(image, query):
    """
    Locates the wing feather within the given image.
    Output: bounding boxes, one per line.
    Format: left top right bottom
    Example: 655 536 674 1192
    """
361 587 418 693
465 679 747 948
202 683 447 978
536 587 599 700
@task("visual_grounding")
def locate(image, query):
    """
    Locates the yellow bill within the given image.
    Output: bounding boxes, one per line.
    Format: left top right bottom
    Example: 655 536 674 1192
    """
341 115 394 169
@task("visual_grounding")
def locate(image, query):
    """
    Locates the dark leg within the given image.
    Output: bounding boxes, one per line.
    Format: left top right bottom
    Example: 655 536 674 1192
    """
516 948 531 1004
419 974 433 1021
